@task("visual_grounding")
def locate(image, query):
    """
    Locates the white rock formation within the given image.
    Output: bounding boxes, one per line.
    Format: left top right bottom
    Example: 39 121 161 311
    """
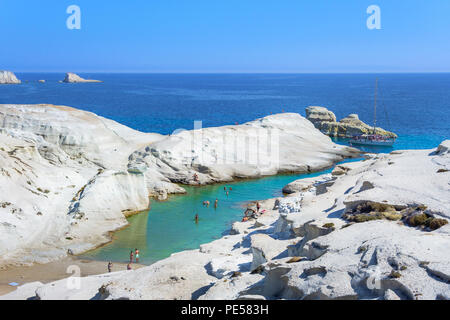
0 104 162 265
128 113 359 188
0 71 21 84
4 142 449 300
306 106 397 138
305 106 336 125
62 73 102 83
0 104 357 267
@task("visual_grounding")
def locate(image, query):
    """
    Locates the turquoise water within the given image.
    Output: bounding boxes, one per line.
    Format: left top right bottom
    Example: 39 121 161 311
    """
81 169 336 264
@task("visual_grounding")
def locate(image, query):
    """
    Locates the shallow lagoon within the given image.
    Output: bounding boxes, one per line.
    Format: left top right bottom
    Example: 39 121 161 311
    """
80 136 445 265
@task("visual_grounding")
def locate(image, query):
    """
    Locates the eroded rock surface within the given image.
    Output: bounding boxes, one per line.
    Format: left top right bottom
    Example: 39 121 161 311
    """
0 105 357 266
62 73 102 83
5 142 449 300
306 106 397 138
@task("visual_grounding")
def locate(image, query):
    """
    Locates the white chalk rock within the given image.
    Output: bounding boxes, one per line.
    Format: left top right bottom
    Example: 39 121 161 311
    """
0 71 21 84
128 113 360 187
62 72 102 83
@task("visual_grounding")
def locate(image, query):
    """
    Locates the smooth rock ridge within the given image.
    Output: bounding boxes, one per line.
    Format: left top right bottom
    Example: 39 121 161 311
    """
127 112 360 190
63 73 102 83
0 71 21 84
0 104 359 266
306 106 397 138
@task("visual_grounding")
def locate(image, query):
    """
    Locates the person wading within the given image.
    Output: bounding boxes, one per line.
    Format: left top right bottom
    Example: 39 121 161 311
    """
135 248 140 263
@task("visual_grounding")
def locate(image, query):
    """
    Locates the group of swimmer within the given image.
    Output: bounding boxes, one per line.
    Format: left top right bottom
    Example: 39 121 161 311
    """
195 186 233 223
107 248 140 273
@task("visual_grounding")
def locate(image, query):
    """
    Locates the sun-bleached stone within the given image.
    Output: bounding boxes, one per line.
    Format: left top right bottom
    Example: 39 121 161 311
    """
306 106 397 138
0 71 21 84
62 73 102 83
4 142 449 300
3 104 448 301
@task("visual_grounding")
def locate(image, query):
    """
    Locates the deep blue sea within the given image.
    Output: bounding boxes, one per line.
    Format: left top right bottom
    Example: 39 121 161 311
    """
1 73 449 264
1 73 449 149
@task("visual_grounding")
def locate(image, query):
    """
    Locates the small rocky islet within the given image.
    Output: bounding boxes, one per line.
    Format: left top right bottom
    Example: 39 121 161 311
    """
306 106 397 138
0 71 102 84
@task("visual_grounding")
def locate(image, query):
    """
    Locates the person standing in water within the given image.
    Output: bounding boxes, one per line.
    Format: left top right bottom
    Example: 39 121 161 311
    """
135 248 140 263
129 250 134 263
226 191 229 197
108 261 113 273
214 198 218 209
195 213 199 224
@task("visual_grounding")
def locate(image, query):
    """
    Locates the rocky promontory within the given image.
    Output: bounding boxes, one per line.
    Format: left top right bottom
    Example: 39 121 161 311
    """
0 71 21 84
0 105 358 267
128 113 360 200
62 73 102 83
306 106 397 138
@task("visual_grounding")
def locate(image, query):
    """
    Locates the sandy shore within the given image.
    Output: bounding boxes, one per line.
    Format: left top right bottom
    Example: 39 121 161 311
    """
0 257 145 296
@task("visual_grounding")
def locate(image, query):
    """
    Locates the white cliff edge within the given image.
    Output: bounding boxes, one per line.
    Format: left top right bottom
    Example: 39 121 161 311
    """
62 73 102 83
0 104 357 267
2 141 449 300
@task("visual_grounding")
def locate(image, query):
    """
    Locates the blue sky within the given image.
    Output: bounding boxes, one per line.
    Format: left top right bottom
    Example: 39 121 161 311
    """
0 0 449 73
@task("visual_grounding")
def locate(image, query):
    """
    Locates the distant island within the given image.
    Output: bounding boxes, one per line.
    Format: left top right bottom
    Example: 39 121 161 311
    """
62 72 102 83
0 71 21 84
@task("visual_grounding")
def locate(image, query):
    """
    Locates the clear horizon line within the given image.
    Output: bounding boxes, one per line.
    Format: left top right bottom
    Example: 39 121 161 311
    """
12 70 450 74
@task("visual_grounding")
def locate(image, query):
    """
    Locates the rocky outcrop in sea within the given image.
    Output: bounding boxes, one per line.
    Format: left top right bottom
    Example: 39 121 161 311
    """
0 71 21 84
62 72 102 83
3 141 449 300
0 104 357 267
306 106 397 138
